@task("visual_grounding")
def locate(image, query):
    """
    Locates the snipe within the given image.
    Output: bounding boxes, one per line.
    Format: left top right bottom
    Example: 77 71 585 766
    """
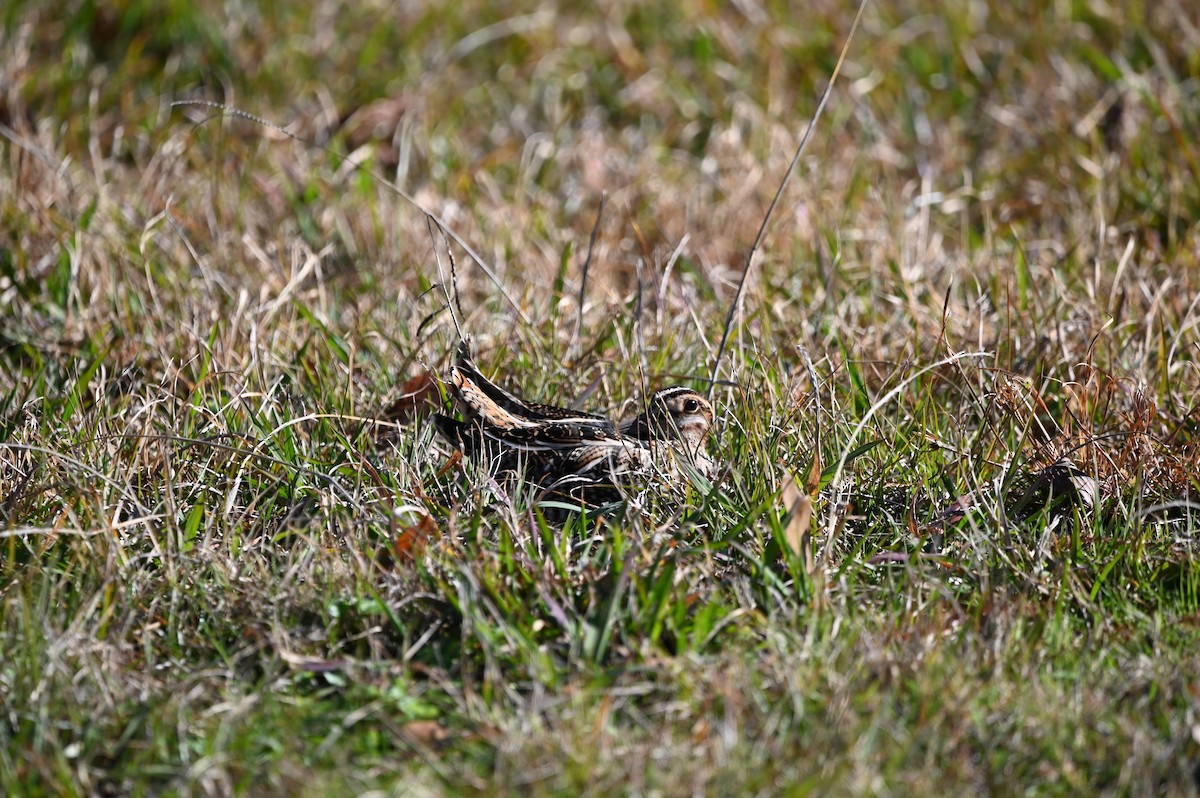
433 343 716 501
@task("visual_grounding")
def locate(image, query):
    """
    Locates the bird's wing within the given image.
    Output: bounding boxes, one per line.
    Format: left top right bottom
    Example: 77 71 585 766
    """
454 341 613 426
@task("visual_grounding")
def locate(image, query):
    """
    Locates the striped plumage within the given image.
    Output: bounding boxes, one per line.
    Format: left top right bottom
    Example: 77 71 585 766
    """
620 385 714 456
433 343 716 501
447 341 614 430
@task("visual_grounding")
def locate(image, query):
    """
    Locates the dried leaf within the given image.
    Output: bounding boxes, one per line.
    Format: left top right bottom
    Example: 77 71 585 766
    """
435 450 462 479
804 450 823 495
393 513 439 563
382 370 440 424
779 470 813 565
396 720 448 748
339 93 411 168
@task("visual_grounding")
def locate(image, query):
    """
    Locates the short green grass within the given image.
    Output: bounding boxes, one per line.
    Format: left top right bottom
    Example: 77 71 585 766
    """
3 1 1200 795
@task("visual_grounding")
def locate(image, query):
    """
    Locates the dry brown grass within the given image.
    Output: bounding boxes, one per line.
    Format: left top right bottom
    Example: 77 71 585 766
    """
2 0 1200 794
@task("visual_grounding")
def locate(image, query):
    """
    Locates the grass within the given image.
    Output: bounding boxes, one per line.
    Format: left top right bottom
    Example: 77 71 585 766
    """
2 0 1200 794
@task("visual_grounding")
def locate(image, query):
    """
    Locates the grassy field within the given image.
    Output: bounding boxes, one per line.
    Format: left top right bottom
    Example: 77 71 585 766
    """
3 0 1200 794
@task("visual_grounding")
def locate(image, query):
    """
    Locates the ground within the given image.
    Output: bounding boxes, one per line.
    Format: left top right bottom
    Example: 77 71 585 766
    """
2 1 1199 795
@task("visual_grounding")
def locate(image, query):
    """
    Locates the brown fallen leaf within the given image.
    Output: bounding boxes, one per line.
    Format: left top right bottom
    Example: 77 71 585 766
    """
339 93 411 169
381 370 441 424
393 512 439 563
778 469 813 569
396 720 449 748
435 450 462 480
805 449 823 495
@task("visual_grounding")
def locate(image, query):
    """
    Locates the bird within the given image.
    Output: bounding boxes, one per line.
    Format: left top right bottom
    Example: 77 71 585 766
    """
446 341 613 428
432 345 620 464
619 385 715 461
432 343 716 503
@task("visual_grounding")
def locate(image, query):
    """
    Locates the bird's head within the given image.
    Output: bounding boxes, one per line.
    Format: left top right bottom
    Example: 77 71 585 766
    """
636 387 714 452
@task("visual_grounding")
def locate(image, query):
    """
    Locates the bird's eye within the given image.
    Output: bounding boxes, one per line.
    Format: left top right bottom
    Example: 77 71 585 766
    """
683 398 700 413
